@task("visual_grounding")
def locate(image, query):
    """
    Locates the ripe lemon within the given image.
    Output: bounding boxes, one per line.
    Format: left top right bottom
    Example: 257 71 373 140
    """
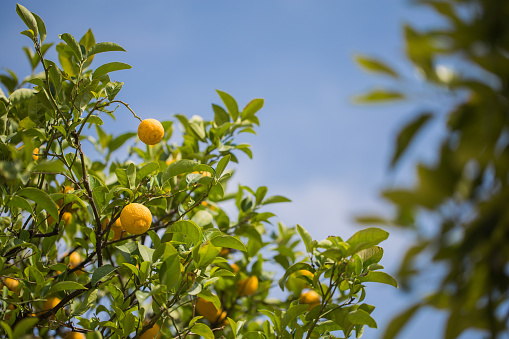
299 290 320 310
43 297 61 311
230 263 240 274
120 203 152 235
69 252 83 275
138 119 164 145
64 332 85 339
102 217 125 241
32 147 39 161
140 323 161 339
237 276 258 296
62 212 72 227
4 278 19 293
196 297 223 323
219 247 230 256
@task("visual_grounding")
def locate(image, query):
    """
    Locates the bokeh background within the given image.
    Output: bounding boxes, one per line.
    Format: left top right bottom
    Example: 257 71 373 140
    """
0 1 471 338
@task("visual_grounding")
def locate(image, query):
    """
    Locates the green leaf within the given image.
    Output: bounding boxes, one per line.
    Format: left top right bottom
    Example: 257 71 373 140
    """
192 323 214 339
262 195 291 205
48 281 87 294
216 90 239 121
391 113 432 167
347 309 377 328
297 224 313 253
85 115 103 126
137 162 159 183
8 196 33 215
193 241 221 268
347 227 389 254
59 33 83 60
9 88 35 105
109 132 137 153
32 12 46 43
71 289 98 317
213 104 230 125
215 155 230 178
279 262 314 291
353 89 405 104
16 187 58 220
16 4 38 39
92 62 132 79
160 254 180 290
166 220 202 245
13 317 39 338
355 54 398 78
87 42 126 58
381 304 421 339
32 160 66 173
162 159 199 183
242 98 264 120
281 304 309 330
359 271 398 288
210 235 247 252
91 264 117 286
357 246 384 267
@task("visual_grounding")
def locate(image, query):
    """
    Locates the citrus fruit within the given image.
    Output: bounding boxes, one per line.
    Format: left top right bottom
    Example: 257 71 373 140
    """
299 290 320 310
140 323 161 339
120 203 152 235
4 277 19 293
43 296 61 311
32 147 39 161
62 212 72 227
230 263 240 274
138 119 164 145
69 252 83 275
64 332 85 339
196 297 224 323
237 276 258 296
102 217 125 241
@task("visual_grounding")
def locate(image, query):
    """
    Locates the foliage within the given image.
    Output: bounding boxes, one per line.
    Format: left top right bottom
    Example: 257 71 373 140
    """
0 4 396 339
355 0 509 338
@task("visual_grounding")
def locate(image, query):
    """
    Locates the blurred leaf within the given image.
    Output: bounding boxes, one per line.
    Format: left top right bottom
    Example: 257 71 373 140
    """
382 304 421 339
391 113 432 167
355 54 398 77
353 89 405 104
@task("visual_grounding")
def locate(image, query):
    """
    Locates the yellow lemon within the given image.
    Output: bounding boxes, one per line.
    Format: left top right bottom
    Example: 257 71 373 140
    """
120 203 152 235
42 297 61 311
4 278 19 293
64 332 85 339
138 119 164 145
237 276 258 296
299 290 320 310
196 298 223 323
32 147 39 161
62 212 72 227
69 252 83 275
102 217 125 241
230 263 240 274
140 323 161 339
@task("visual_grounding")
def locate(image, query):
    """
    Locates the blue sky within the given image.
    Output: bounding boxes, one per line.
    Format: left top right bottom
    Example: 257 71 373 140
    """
1 1 477 338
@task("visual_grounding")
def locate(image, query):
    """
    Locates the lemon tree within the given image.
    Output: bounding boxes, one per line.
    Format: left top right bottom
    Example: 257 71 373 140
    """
0 4 397 339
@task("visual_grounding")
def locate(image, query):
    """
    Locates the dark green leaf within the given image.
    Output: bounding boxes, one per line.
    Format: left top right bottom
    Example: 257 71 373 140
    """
87 42 126 58
59 33 83 60
17 187 58 220
166 220 202 245
381 304 421 339
48 281 87 294
192 323 214 339
91 264 117 286
347 309 378 328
